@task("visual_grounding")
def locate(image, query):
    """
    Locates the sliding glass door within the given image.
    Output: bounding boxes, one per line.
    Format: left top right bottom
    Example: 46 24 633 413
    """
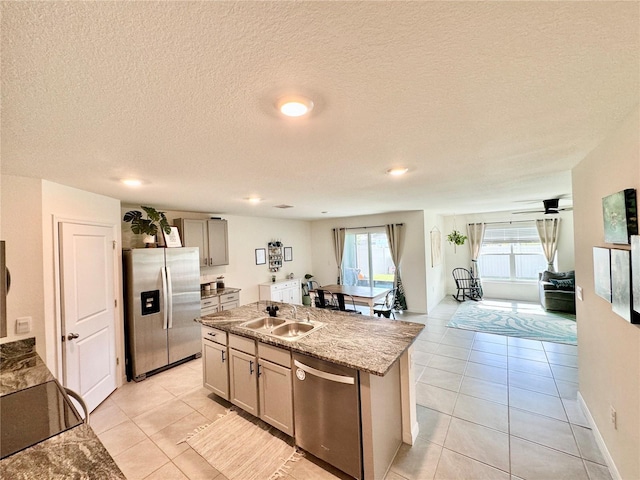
341 230 394 288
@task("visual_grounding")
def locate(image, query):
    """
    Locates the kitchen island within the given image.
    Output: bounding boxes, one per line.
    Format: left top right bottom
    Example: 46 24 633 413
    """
0 338 125 480
200 302 424 480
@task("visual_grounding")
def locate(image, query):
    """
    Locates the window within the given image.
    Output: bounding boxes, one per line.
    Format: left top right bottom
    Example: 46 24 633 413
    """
478 223 549 280
341 230 394 288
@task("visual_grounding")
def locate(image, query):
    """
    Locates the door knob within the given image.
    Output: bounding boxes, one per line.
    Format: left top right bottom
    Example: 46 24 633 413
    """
67 333 79 340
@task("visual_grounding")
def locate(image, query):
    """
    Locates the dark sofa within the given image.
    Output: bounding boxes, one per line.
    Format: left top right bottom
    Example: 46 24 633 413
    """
538 270 576 314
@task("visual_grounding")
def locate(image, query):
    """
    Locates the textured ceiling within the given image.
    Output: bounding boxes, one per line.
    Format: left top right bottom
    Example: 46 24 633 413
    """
2 1 638 219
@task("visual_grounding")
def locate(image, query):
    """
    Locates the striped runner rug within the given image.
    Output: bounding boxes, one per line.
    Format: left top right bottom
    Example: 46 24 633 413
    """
184 410 297 480
447 300 577 345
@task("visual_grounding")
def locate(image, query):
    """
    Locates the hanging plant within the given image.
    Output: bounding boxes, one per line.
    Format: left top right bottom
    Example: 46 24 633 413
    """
447 230 467 246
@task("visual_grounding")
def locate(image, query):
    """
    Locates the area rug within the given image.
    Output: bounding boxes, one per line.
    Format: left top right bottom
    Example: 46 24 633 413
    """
181 410 298 480
447 300 577 345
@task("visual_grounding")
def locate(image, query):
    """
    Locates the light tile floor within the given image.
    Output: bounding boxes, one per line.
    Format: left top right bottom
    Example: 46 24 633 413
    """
93 298 612 480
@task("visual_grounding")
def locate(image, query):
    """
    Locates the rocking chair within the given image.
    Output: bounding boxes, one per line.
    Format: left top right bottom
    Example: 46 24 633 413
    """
452 268 483 302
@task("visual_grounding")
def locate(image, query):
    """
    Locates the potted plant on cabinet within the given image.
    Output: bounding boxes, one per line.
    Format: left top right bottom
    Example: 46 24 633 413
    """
302 273 314 306
123 206 172 247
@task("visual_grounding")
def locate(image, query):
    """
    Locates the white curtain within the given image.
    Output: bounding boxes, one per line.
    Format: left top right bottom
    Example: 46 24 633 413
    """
385 224 407 310
332 228 346 284
467 223 485 277
536 218 560 272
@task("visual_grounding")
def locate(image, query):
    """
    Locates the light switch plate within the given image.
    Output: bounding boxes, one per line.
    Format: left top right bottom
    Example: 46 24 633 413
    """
576 286 583 301
16 316 32 334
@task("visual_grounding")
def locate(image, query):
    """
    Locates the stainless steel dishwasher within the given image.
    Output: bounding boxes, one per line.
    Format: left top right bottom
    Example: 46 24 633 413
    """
292 353 362 479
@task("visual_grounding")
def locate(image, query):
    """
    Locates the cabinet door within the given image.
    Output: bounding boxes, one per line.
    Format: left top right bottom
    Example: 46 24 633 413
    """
259 360 294 436
207 219 229 266
219 300 239 311
229 348 258 414
203 340 229 400
179 219 209 267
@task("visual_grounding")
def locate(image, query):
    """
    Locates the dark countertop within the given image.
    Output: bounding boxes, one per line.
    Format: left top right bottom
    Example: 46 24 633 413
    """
0 338 125 479
200 302 424 376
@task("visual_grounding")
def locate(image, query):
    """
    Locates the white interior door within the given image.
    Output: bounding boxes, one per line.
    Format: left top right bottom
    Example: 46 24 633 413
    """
60 222 117 412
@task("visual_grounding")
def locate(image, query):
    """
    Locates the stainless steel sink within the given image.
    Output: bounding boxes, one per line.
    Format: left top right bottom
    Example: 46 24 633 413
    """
238 317 324 341
241 317 286 331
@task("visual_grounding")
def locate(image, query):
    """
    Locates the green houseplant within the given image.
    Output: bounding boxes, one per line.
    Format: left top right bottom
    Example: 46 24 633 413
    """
123 206 172 246
447 229 467 253
302 274 314 306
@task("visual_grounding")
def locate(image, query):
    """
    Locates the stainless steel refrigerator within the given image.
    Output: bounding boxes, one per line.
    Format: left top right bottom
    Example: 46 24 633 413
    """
123 248 201 381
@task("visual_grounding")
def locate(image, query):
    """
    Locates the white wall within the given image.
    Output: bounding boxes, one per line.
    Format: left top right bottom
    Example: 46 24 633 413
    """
121 207 313 305
1 177 46 358
41 181 123 379
310 211 428 313
443 210 575 302
573 106 639 480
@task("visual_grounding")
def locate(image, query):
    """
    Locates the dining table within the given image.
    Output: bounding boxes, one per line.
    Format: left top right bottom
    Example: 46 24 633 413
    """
314 284 391 315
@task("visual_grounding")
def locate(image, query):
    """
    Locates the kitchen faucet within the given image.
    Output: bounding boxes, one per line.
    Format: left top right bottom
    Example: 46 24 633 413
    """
290 304 297 320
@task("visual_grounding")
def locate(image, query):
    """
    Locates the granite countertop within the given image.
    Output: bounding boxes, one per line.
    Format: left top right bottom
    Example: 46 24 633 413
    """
0 338 125 479
200 302 424 376
201 287 241 299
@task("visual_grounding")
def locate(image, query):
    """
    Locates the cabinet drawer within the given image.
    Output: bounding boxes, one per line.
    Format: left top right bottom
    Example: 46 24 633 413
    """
229 333 256 355
258 343 291 368
219 292 239 303
202 326 227 346
201 297 219 309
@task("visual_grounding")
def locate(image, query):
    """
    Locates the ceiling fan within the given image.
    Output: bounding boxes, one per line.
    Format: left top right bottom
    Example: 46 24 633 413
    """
513 198 573 215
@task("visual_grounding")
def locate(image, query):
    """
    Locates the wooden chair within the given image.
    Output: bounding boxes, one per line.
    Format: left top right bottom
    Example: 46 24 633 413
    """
452 268 483 302
334 292 362 314
373 289 396 319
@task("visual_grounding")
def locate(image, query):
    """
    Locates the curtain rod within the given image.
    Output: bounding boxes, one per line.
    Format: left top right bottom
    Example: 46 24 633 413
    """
333 223 404 231
472 219 545 226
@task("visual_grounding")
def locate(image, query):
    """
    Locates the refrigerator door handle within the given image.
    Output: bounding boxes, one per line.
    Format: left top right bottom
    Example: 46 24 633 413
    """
161 267 169 330
166 266 173 328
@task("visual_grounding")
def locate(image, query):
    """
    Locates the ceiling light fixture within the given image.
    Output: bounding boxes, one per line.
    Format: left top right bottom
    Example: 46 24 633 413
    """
245 197 262 204
277 96 314 117
121 179 142 187
386 167 409 176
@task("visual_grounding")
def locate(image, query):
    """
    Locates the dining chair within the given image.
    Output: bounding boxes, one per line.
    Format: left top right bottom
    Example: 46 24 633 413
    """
315 289 338 310
334 292 362 314
373 289 397 319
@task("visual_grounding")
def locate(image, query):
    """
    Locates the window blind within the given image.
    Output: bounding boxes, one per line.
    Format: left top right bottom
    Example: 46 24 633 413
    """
482 223 539 244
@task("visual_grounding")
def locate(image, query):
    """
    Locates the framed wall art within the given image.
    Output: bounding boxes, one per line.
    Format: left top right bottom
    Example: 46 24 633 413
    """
593 247 612 303
284 247 293 262
631 236 640 323
611 248 631 322
602 188 638 244
255 248 266 265
163 227 182 248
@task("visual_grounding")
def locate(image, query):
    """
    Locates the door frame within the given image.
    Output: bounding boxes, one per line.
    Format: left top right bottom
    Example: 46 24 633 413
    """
51 216 124 390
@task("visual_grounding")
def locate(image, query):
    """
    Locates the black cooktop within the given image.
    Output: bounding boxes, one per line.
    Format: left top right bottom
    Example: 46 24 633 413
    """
0 380 83 459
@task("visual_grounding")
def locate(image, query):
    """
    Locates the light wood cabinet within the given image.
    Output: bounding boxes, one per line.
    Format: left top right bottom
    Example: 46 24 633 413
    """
202 326 228 400
219 291 240 311
174 218 229 267
258 343 294 436
259 279 302 305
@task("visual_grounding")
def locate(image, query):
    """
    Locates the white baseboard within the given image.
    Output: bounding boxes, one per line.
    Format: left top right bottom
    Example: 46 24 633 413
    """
577 392 621 480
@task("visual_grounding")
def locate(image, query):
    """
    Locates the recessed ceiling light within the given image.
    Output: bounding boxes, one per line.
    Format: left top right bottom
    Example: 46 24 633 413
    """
245 197 262 204
121 178 143 187
277 96 314 117
386 167 409 176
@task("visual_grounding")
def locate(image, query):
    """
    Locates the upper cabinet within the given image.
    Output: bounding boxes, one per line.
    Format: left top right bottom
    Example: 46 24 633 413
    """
174 218 229 267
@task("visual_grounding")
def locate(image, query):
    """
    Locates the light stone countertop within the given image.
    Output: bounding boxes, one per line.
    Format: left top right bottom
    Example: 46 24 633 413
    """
199 302 424 376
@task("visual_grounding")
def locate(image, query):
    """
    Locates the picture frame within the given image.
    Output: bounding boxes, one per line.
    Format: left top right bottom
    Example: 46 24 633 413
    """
602 189 638 244
284 247 293 262
631 236 640 323
255 248 266 265
593 247 612 302
611 249 631 322
163 227 182 248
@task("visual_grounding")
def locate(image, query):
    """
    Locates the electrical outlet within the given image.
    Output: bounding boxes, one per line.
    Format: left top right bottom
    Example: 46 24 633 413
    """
610 405 617 429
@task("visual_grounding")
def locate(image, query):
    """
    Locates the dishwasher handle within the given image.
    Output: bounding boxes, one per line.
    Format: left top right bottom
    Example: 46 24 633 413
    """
294 359 355 385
